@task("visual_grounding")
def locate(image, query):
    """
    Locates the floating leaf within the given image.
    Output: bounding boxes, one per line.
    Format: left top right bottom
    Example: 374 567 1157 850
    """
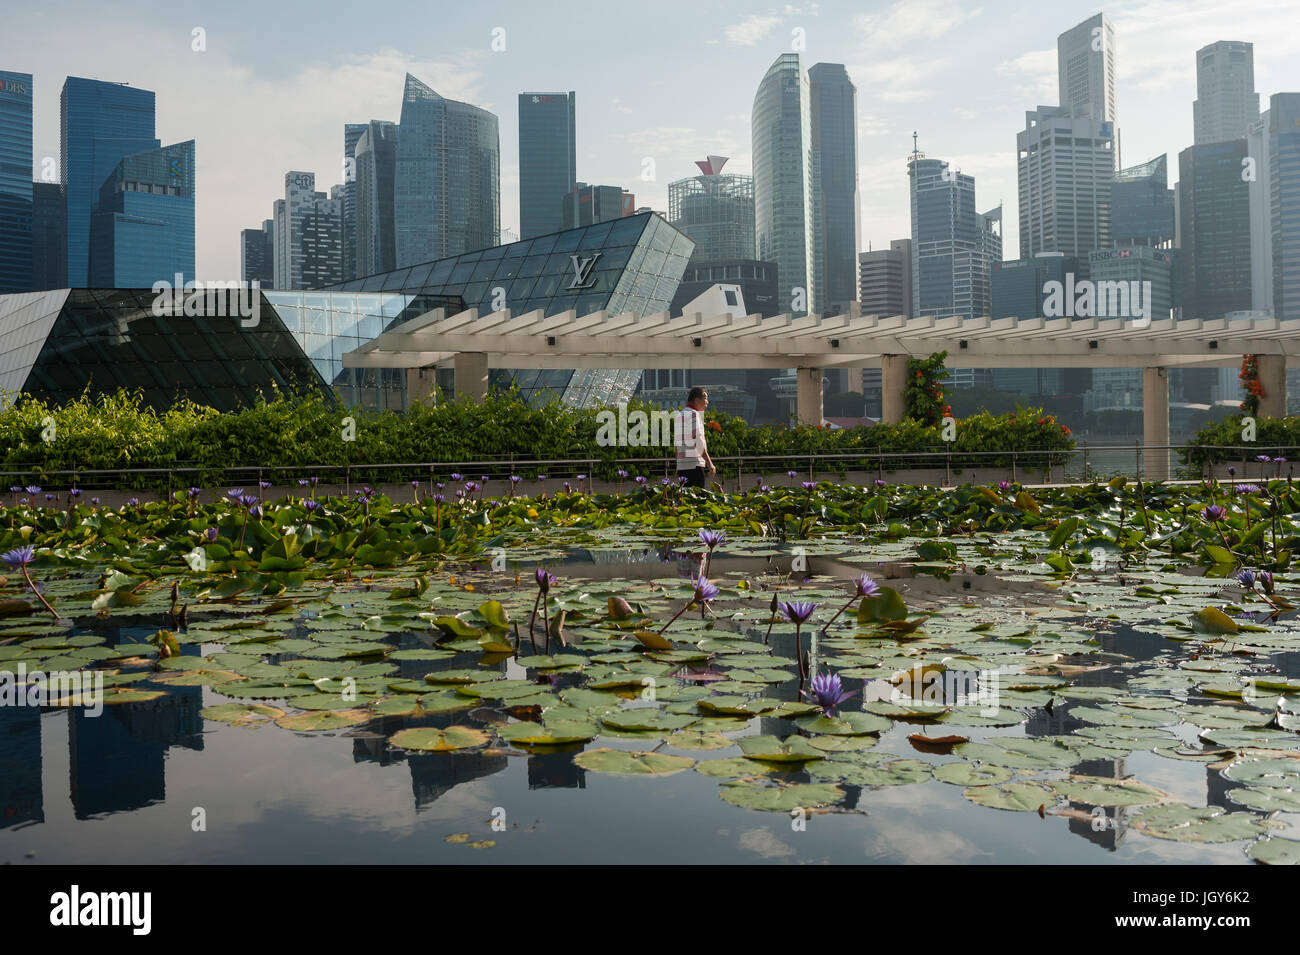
389 726 489 751
932 762 1013 786
573 748 695 775
1047 775 1166 807
275 709 371 732
718 780 844 812
962 781 1053 812
737 734 823 763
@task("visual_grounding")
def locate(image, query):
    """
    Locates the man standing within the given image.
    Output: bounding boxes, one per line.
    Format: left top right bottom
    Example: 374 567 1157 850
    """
675 386 716 489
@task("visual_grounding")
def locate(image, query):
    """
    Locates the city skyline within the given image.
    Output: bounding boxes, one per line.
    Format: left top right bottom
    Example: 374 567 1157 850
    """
3 0 1299 282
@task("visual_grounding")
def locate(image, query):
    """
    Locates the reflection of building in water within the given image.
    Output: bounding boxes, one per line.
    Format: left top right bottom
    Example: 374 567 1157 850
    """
0 706 42 829
528 750 585 789
1066 803 1130 851
1206 760 1238 811
67 633 204 819
408 752 508 811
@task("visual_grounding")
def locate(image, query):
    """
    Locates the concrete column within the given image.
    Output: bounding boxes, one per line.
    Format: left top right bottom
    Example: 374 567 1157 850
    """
796 367 824 426
1143 366 1170 481
846 367 864 395
881 355 908 424
453 352 488 402
406 367 438 407
1257 355 1287 418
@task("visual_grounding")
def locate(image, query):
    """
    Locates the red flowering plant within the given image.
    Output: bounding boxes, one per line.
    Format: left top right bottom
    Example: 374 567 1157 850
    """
1240 354 1263 416
904 351 950 427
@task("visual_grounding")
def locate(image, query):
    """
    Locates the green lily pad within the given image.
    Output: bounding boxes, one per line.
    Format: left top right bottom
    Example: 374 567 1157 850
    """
962 781 1054 812
1221 757 1300 788
695 756 782 778
806 734 878 753
1131 804 1274 843
718 780 844 812
573 748 695 775
1248 837 1300 864
811 756 932 787
1228 787 1300 812
275 709 372 732
389 726 490 751
599 709 698 733
1047 774 1166 807
736 734 824 763
666 730 734 751
932 762 1014 786
499 720 599 746
200 702 284 726
793 711 892 736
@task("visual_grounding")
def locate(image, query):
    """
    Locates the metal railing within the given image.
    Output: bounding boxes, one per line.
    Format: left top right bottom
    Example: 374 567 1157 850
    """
0 443 1293 495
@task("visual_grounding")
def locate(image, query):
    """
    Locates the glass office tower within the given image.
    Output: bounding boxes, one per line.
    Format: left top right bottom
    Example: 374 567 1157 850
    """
752 54 815 316
518 92 576 240
809 63 861 314
0 71 33 294
60 77 158 287
394 73 499 267
88 140 195 287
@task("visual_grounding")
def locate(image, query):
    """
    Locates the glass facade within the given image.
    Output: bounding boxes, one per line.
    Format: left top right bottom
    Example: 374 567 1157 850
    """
60 77 158 287
1112 154 1175 248
0 288 333 411
394 74 499 267
518 92 576 240
1178 140 1251 318
752 54 815 316
342 123 366 282
668 165 755 262
31 183 66 292
1272 93 1300 322
354 121 398 277
88 140 194 287
0 71 33 294
331 211 694 406
809 63 860 314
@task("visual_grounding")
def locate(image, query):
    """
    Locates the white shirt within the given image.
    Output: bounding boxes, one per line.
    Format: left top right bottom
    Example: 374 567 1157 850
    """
675 406 707 469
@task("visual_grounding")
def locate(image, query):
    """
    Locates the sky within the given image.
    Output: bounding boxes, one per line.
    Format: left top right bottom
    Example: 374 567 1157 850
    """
3 0 1298 281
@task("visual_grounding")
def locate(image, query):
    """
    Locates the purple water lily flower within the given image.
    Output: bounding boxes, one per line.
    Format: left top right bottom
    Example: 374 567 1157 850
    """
298 479 309 487
616 469 627 480
43 494 54 502
432 493 444 505
1259 571 1275 594
692 575 720 604
760 484 771 492
90 497 100 506
1257 455 1272 463
1228 466 1236 477
227 488 244 499
874 479 887 488
126 498 139 508
782 600 818 624
1202 504 1227 522
206 527 218 542
259 481 271 490
25 486 40 496
1236 484 1262 494
450 473 464 482
186 487 200 499
698 529 726 550
800 481 817 492
1238 569 1256 588
854 575 881 597
2 545 34 567
305 499 320 513
535 567 556 593
997 480 1011 491
69 489 82 499
801 670 858 716
510 475 522 484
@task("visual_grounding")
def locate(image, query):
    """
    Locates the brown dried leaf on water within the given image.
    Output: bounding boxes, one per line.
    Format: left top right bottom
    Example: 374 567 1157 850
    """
907 733 970 755
608 596 635 620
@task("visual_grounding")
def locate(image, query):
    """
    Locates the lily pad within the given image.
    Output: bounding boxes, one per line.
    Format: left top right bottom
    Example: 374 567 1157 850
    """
389 726 490 751
932 762 1014 786
573 748 695 775
275 709 372 732
718 780 844 812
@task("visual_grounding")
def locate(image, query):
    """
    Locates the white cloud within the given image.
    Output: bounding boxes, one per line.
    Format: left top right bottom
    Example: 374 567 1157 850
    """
737 827 797 858
995 48 1056 104
853 0 982 46
725 15 783 47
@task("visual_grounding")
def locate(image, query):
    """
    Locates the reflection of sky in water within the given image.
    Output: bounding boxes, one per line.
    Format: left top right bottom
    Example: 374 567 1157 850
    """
1 569 1297 864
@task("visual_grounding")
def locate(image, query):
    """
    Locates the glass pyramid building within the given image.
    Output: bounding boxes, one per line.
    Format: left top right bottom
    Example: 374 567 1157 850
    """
0 212 693 412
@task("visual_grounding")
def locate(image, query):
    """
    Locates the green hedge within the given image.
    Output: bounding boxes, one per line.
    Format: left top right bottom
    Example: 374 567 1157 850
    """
0 388 1074 486
1182 415 1300 469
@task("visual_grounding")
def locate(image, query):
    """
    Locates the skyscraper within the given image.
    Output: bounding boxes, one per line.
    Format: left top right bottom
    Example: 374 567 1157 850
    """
88 140 194 287
31 183 66 291
753 54 815 316
241 218 273 287
518 91 575 240
668 156 755 261
559 182 634 229
809 63 860 315
910 152 1001 325
858 239 911 317
394 73 499 267
1111 154 1175 248
1058 13 1116 123
1178 140 1251 318
60 77 158 286
354 120 398 277
1270 93 1300 322
1194 41 1259 145
1247 111 1273 316
1017 105 1115 259
274 171 344 290
342 123 366 281
0 71 33 294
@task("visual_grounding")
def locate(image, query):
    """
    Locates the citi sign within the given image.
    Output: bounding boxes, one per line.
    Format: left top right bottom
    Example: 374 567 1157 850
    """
1042 272 1152 328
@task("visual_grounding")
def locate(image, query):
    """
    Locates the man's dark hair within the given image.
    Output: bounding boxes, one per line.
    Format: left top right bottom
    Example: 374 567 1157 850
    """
687 386 708 402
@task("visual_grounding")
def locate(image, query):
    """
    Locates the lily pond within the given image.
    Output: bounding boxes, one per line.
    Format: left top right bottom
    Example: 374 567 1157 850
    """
3 477 1300 864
